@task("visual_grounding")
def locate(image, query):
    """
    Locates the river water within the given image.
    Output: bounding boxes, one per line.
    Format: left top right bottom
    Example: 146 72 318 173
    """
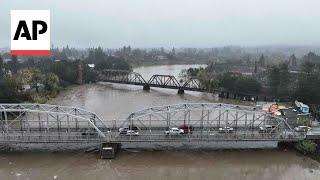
1 64 320 180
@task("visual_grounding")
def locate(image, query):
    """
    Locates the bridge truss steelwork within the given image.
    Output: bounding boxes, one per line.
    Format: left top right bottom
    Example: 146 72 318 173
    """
0 103 308 144
114 103 305 142
0 104 109 143
99 69 147 85
99 69 206 92
148 75 181 89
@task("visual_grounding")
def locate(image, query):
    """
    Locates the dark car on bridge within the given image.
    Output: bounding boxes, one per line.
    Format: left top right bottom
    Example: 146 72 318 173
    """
179 125 193 134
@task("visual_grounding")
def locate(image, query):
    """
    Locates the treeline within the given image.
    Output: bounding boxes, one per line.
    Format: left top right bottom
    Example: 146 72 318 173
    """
86 47 131 71
0 47 131 103
189 52 320 106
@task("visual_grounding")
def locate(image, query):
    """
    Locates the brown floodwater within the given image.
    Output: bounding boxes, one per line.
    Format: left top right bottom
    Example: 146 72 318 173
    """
1 65 319 180
0 150 319 180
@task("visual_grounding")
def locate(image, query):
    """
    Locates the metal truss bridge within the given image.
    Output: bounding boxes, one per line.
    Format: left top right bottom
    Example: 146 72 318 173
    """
98 69 206 93
0 103 310 144
0 104 108 143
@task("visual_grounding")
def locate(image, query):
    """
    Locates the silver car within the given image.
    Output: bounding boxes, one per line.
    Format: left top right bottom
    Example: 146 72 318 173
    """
294 126 311 132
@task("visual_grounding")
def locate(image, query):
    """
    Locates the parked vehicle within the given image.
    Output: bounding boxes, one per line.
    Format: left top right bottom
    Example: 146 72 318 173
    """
165 127 184 135
119 127 129 134
218 127 233 133
294 126 312 132
179 125 193 134
259 125 276 133
126 130 139 136
119 125 138 134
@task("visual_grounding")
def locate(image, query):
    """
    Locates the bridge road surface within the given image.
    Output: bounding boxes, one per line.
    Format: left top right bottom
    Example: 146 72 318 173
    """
111 129 306 142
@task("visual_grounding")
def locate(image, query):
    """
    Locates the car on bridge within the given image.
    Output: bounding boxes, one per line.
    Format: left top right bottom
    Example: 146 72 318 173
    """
126 130 139 136
165 127 184 135
294 126 312 132
179 125 193 134
259 125 277 133
119 126 138 135
218 127 234 133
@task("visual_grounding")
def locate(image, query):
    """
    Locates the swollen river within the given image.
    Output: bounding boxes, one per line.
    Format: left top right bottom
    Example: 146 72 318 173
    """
1 64 320 180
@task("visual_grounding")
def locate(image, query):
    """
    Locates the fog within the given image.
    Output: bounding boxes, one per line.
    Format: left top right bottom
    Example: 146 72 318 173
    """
1 0 320 48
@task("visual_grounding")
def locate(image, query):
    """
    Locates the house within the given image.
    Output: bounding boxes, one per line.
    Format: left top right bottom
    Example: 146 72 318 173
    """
295 100 309 113
3 58 12 63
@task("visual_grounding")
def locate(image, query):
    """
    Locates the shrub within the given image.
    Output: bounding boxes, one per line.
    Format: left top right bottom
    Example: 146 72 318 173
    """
295 140 317 155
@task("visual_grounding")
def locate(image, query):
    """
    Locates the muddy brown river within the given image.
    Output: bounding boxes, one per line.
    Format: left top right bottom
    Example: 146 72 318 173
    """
1 65 320 180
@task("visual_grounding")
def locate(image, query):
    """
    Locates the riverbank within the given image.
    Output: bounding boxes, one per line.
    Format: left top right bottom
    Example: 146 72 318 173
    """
279 140 320 163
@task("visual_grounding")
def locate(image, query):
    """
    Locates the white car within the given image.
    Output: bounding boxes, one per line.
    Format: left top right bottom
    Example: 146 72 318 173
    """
294 126 311 132
259 125 276 133
119 127 129 134
165 127 184 135
218 127 234 133
126 130 139 136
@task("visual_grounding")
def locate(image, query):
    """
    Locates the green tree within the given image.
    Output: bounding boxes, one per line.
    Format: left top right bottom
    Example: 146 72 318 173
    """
259 54 266 67
0 76 21 103
31 69 44 93
10 55 19 74
217 72 261 94
0 54 4 77
295 140 317 155
44 73 59 92
296 60 320 104
267 63 290 98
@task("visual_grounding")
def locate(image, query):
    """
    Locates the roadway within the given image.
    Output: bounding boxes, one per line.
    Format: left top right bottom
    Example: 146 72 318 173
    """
111 129 306 142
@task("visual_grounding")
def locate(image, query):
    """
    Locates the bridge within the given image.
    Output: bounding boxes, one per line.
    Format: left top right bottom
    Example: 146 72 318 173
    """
97 69 206 94
0 103 315 158
0 104 108 143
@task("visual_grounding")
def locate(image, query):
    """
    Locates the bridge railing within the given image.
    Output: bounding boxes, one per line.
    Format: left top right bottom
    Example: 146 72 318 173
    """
111 131 306 142
0 132 104 143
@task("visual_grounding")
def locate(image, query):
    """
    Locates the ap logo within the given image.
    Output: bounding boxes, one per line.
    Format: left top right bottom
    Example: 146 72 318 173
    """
11 10 50 56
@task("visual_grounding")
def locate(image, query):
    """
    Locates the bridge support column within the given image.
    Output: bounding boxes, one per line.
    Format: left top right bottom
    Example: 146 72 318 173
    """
143 85 150 91
178 89 184 94
100 142 121 159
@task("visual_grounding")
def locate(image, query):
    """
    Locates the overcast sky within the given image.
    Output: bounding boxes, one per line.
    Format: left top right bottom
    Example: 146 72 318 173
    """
1 0 320 48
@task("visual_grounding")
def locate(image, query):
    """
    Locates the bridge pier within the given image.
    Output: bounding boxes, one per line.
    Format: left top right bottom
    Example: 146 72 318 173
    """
178 89 184 94
100 142 121 159
143 85 150 91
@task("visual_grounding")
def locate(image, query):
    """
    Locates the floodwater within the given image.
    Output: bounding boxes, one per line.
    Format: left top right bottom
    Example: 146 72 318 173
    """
1 64 320 180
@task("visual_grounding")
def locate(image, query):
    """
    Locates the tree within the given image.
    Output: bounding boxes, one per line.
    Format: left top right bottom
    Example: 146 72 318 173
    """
258 54 266 67
0 54 4 77
44 73 59 92
10 55 19 74
303 52 320 62
0 76 21 103
31 69 44 93
217 72 261 94
85 47 131 71
296 60 320 104
289 54 297 68
254 61 258 74
267 63 290 98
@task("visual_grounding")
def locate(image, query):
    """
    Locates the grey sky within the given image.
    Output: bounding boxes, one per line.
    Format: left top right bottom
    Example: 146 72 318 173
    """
1 0 320 48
